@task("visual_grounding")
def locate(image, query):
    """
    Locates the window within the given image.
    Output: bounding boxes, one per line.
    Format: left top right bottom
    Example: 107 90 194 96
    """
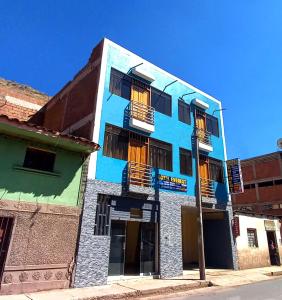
23 147 56 172
247 228 258 248
103 124 128 160
209 158 224 183
244 183 256 190
179 148 192 176
258 181 273 187
94 195 110 235
109 68 131 100
178 100 191 124
150 139 172 171
151 87 172 116
274 179 282 185
206 114 219 137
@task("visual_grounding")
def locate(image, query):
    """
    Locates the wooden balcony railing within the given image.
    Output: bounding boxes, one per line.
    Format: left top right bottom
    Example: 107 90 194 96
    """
130 101 155 125
196 128 212 146
128 161 152 187
200 178 215 198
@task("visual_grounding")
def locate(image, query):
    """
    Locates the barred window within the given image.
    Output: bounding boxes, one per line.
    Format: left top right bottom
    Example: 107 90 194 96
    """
151 87 172 116
109 68 131 100
94 195 111 236
150 139 172 171
180 148 192 176
103 124 129 161
178 100 191 124
247 228 258 248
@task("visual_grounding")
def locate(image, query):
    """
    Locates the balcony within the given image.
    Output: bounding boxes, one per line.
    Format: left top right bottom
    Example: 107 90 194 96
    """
127 161 154 194
196 128 213 152
200 178 215 199
129 101 155 133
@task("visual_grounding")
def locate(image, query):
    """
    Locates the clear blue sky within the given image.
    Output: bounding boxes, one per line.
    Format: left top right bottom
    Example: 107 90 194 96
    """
1 0 281 159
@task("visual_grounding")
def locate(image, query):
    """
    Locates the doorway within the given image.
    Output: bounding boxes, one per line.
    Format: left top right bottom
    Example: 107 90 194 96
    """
181 207 198 269
108 220 156 276
128 133 149 187
0 217 14 284
266 230 280 266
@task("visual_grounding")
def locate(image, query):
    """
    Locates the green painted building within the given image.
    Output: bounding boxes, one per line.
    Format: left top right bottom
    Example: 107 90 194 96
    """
0 115 99 294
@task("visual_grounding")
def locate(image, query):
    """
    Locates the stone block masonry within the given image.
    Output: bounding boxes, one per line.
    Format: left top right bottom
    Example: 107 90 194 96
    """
74 179 237 287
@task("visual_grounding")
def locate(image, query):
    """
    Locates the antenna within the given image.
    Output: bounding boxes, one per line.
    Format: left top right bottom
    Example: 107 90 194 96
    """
277 138 282 149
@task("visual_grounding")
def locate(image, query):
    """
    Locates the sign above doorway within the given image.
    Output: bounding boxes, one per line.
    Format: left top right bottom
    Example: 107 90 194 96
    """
158 174 187 192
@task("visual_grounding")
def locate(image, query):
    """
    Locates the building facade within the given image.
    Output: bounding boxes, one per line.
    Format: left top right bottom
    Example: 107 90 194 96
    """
234 213 282 269
0 115 99 294
232 152 282 217
31 38 237 287
0 78 49 121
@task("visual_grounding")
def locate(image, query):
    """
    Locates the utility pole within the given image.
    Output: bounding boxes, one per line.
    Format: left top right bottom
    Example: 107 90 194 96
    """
193 108 206 281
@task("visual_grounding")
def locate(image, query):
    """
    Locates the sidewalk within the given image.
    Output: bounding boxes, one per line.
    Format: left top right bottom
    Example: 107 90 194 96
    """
1 266 282 300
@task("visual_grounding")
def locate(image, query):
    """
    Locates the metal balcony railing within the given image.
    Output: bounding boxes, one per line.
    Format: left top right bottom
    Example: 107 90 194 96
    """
200 178 215 198
128 161 152 187
196 128 212 146
130 101 155 125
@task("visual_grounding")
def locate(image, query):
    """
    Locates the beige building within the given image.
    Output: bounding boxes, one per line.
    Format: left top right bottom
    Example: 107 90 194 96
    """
234 213 282 269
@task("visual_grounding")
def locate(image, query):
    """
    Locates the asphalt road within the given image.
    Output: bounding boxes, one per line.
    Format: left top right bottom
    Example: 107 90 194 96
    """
142 278 282 300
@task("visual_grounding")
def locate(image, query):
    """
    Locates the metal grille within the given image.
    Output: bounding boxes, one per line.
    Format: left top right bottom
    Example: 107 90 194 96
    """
247 228 258 248
128 161 152 187
94 195 111 236
196 128 212 146
130 101 155 125
0 217 14 283
200 178 215 198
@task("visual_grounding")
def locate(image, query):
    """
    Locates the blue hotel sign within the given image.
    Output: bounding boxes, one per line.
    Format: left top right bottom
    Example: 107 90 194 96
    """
158 175 187 192
226 158 244 194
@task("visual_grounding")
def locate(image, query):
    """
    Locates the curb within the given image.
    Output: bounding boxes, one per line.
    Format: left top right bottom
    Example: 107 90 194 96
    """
78 281 212 300
268 271 282 277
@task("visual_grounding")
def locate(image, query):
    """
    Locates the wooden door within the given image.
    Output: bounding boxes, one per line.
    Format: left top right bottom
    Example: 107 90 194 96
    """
131 84 149 105
196 111 206 141
131 84 150 122
199 156 210 197
128 133 149 186
199 158 209 179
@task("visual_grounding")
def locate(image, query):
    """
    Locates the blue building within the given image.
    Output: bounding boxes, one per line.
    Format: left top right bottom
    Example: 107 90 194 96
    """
32 38 237 287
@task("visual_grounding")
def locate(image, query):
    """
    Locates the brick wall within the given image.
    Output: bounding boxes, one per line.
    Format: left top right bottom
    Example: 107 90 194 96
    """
0 78 49 121
232 152 282 215
30 40 104 139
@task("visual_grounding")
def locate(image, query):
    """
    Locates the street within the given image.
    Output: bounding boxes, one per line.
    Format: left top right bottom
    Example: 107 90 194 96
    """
141 278 282 300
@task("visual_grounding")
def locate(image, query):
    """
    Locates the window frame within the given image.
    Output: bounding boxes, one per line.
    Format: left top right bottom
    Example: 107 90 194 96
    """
178 100 191 125
109 68 132 100
179 148 192 176
206 114 219 137
103 124 129 161
247 228 259 248
151 87 172 117
208 157 224 183
23 147 56 173
149 138 173 171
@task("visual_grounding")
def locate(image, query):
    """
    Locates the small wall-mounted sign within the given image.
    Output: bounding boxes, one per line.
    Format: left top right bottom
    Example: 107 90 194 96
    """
264 220 276 231
226 158 244 194
232 216 240 237
158 174 187 192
